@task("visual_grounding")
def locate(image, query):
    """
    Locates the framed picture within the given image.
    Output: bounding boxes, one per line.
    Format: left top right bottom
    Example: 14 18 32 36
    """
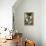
24 12 34 25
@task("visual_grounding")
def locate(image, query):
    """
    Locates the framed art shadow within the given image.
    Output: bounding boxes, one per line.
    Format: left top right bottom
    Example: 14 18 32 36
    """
24 12 34 25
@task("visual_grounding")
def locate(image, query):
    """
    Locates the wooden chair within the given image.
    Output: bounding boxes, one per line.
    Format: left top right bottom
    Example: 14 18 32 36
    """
25 40 35 46
14 33 23 46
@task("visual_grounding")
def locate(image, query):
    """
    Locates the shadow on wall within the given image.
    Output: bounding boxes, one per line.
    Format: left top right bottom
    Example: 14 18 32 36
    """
12 0 41 46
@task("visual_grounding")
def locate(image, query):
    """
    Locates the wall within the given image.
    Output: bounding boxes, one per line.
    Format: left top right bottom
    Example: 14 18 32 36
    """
13 0 41 46
0 0 16 30
41 0 46 46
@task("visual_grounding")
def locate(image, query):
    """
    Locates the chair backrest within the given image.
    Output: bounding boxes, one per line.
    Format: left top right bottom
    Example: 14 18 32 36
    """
25 40 35 46
14 33 23 46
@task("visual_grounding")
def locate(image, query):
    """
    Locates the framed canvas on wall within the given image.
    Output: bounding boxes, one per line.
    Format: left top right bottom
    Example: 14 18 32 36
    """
24 12 34 25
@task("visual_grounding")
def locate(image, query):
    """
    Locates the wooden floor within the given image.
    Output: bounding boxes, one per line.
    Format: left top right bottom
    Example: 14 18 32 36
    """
0 39 16 46
0 33 23 46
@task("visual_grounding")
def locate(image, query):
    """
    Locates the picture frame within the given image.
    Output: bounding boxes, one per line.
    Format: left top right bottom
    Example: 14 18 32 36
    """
24 12 34 25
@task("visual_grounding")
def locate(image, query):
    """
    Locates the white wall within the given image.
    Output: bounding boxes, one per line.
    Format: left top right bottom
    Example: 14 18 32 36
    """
13 0 41 46
0 0 16 30
41 0 46 46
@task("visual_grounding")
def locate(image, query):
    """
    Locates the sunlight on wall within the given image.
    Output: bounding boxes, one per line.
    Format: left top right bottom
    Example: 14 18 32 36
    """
0 8 12 29
0 0 17 30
